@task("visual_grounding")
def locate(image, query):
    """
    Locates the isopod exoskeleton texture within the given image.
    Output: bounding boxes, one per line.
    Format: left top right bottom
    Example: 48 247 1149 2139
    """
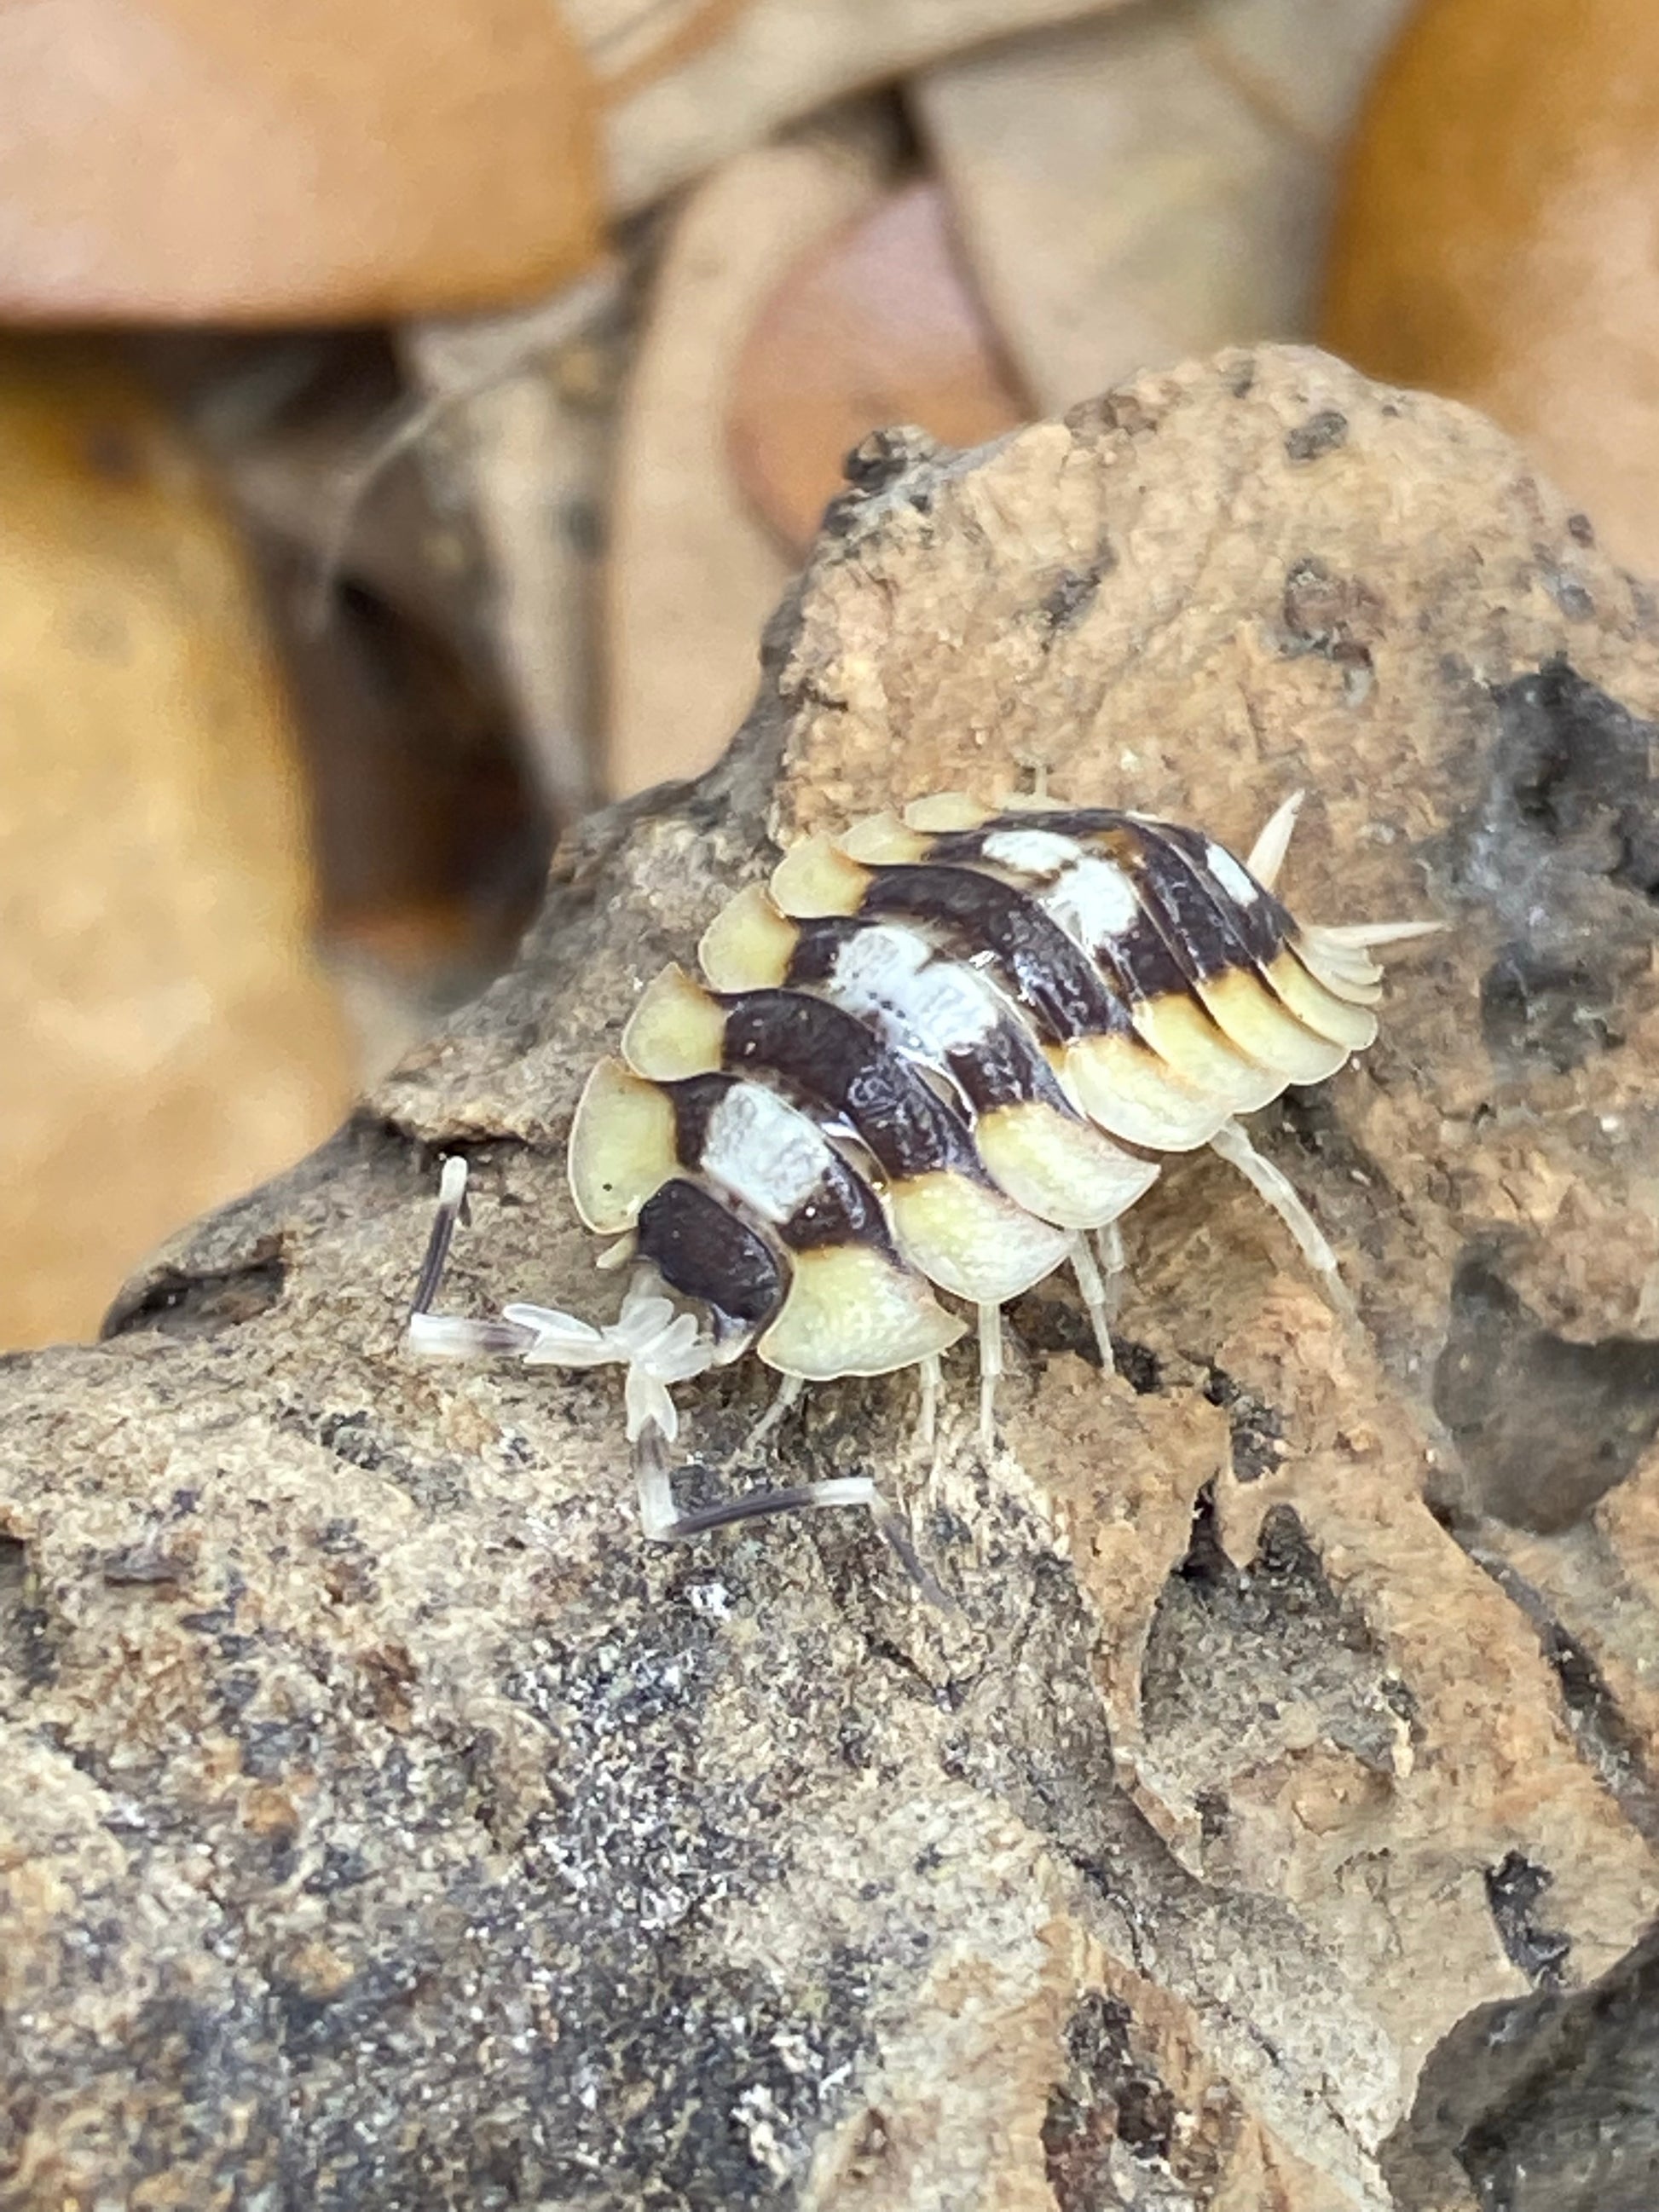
408 788 1436 1543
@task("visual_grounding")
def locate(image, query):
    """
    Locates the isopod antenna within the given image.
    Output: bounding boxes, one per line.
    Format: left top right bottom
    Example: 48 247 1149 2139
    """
407 1158 932 1567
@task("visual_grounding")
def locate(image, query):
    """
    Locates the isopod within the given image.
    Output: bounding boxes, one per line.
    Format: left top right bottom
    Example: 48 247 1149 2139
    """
408 788 1435 1542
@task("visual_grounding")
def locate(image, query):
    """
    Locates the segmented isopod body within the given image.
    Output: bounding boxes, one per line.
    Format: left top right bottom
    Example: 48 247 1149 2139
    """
408 788 1434 1542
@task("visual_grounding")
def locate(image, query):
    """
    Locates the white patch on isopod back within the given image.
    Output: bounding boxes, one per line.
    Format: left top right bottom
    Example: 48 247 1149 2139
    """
830 925 1000 1052
1041 854 1142 949
980 826 1080 876
1205 840 1262 908
702 1084 830 1221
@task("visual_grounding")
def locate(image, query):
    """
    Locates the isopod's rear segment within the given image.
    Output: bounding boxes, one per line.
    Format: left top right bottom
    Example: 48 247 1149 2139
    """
766 795 1434 1319
780 804 1403 1134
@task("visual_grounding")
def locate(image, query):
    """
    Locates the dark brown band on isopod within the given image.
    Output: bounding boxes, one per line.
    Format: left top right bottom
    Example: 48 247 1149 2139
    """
634 1180 785 1329
886 839 1194 1018
782 915 1082 1116
950 1013 1078 1114
942 808 1293 989
1120 823 1260 982
858 863 1131 1042
718 988 987 1183
663 1071 896 1255
1141 817 1294 971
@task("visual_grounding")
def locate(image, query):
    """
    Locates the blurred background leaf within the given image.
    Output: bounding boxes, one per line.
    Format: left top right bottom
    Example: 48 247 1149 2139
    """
7 0 1656 1343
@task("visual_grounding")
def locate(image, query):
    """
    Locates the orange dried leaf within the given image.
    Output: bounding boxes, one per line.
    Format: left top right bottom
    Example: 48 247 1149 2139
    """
1323 0 1659 577
0 0 604 322
728 180 1027 556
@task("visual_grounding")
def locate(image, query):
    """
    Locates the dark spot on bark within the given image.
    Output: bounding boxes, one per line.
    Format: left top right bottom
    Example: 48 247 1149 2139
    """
358 1643 417 1729
303 1842 371 1895
1541 565 1595 622
240 1719 318 1779
1381 1674 1419 1727
1479 943 1621 1070
1195 1786 1230 1839
1434 1247 1659 1533
313 1413 387 1473
1005 1297 1159 1394
101 1542 189 1587
1446 1543 1659 1846
101 1244 286 1340
1486 1851 1571 1987
1113 1338 1163 1395
1009 1293 1098 1367
817 427 943 540
1285 408 1348 461
0 1533 54 1688
1497 661 1659 899
1202 1365 1286 1481
1043 1994 1202 2212
1383 1923 1659 2212
1071 387 1160 439
1176 1481 1232 1585
1441 660 1657 1094
1039 547 1115 637
217 1670 262 1716
1280 554 1384 671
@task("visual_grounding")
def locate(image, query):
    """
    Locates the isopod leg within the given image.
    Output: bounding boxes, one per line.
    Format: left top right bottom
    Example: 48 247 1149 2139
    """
1095 1218 1126 1294
1207 1119 1354 1315
412 1155 467 1311
741 1371 805 1458
917 1352 942 1451
1069 1235 1117 1377
634 1418 879 1541
406 1156 540 1359
977 1302 1003 1453
638 1421 951 1603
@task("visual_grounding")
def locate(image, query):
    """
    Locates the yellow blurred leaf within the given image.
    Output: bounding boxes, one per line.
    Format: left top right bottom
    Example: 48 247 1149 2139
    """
0 344 356 1345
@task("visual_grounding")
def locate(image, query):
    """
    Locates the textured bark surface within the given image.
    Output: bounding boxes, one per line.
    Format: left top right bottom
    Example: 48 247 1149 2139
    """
4 347 1658 2212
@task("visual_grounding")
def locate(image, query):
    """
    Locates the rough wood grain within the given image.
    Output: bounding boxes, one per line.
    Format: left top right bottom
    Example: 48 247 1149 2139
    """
3 348 1657 2212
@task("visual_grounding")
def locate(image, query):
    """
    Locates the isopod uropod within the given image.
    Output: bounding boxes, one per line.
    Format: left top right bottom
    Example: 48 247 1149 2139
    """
408 788 1435 1543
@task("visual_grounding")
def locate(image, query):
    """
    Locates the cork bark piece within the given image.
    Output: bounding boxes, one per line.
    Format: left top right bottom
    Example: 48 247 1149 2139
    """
3 348 1657 2209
